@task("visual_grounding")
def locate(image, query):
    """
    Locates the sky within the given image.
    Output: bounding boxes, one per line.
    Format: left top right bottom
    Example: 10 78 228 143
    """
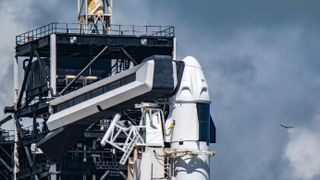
1 0 320 180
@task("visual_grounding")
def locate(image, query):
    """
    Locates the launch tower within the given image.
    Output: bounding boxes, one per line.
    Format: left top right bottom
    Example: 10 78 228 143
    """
2 1 175 179
1 1 215 180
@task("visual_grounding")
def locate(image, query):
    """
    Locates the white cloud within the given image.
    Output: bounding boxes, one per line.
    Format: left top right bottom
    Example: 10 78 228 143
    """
284 125 320 180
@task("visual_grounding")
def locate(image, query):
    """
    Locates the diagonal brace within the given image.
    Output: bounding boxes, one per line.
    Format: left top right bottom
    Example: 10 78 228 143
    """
120 47 138 65
59 45 109 95
17 52 34 108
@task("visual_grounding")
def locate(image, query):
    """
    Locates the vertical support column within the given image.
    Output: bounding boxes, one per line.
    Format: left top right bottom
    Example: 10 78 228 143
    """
83 144 87 162
13 118 19 180
78 0 83 32
92 140 96 180
13 55 19 105
13 54 19 180
78 0 81 16
173 38 177 60
50 34 57 96
32 113 37 139
49 164 57 180
110 0 113 24
85 0 88 32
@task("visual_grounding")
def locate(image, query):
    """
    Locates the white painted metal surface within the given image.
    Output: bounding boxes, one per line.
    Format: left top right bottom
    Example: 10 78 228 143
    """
50 64 142 105
100 113 145 165
13 56 18 105
100 104 167 179
100 113 121 146
145 109 164 147
171 141 211 180
50 34 57 95
173 37 177 60
170 103 199 142
167 56 212 180
47 61 155 130
133 147 165 180
175 56 210 103
166 56 210 142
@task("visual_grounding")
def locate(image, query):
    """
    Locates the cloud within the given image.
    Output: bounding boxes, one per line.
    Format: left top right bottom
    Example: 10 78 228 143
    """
285 130 320 180
284 119 320 180
191 24 320 179
0 0 61 129
1 1 320 180
0 0 34 129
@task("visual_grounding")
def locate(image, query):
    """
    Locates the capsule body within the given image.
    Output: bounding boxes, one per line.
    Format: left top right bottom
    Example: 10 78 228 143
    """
168 56 211 180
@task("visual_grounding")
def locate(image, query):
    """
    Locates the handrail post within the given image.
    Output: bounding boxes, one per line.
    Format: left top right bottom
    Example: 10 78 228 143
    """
146 26 148 36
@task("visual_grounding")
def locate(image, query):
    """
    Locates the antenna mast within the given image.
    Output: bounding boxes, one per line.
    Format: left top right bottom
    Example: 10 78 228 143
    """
78 0 112 34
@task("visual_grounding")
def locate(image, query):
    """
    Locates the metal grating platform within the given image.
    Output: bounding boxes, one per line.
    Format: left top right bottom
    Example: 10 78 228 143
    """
16 22 175 46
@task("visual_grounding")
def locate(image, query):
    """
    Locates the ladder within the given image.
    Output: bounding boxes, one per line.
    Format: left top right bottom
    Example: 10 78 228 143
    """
119 130 140 165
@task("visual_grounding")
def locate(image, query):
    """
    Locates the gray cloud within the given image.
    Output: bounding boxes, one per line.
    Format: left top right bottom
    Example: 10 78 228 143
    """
1 1 320 180
203 25 314 179
0 0 35 129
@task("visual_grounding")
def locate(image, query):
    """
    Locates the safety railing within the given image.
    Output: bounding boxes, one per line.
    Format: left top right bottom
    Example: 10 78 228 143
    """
16 22 175 45
0 130 14 142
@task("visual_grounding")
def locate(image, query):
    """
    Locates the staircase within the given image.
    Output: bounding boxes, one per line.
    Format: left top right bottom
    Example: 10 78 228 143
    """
119 129 140 165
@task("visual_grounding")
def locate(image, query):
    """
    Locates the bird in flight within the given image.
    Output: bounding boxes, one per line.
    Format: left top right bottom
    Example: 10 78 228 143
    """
279 124 295 129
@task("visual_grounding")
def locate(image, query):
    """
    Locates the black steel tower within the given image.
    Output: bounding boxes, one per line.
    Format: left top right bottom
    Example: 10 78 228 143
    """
1 1 176 179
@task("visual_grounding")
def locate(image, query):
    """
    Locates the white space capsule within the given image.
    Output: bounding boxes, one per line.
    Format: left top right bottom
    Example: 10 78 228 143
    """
166 56 212 180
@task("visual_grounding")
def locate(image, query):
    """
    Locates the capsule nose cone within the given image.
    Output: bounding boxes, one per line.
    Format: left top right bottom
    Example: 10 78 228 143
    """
175 56 210 103
182 56 202 69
